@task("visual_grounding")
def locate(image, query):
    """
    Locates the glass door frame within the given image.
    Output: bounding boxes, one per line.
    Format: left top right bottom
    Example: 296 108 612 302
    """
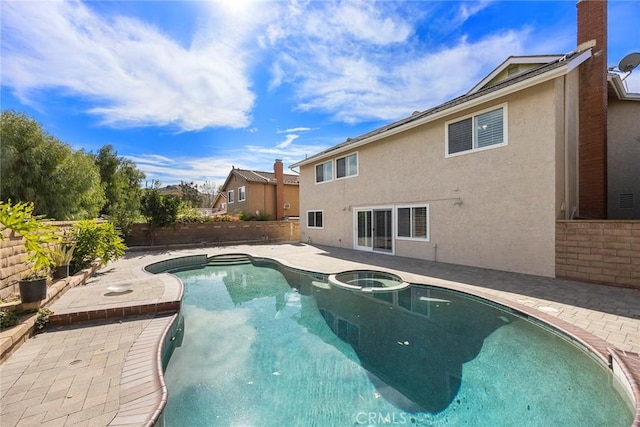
353 206 394 254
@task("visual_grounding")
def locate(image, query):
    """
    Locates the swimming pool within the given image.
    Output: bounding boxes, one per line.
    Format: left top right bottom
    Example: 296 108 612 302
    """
159 256 634 426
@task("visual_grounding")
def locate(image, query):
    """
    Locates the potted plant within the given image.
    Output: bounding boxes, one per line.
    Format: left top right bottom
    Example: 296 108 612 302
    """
51 242 75 280
0 201 60 303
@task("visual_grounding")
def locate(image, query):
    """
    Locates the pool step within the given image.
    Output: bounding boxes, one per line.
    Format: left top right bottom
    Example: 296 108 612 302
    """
207 254 252 266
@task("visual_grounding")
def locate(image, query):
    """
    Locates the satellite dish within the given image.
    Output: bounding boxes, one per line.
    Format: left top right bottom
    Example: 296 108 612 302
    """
618 52 640 73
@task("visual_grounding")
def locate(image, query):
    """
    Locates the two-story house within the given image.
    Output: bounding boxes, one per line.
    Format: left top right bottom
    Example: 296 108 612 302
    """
217 159 300 220
291 0 640 277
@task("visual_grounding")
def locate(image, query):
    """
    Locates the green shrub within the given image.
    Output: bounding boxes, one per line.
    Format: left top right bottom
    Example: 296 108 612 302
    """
0 200 60 278
239 211 272 221
140 188 181 227
0 309 19 330
35 308 52 330
176 207 240 224
70 220 126 274
213 214 239 223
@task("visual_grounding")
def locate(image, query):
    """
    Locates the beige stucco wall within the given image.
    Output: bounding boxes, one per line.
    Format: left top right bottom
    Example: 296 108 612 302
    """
608 98 640 219
224 176 299 220
283 185 300 218
224 174 245 216
246 181 276 218
300 80 563 277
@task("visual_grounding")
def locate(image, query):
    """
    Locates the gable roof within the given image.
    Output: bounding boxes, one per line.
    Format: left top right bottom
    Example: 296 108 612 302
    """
220 168 299 192
467 55 565 95
233 169 299 185
291 49 591 169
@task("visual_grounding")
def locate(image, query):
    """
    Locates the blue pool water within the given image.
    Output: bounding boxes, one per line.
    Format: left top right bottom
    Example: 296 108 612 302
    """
162 260 634 426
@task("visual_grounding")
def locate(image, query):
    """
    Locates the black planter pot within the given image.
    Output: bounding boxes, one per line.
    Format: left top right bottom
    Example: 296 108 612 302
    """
53 264 70 280
19 278 48 303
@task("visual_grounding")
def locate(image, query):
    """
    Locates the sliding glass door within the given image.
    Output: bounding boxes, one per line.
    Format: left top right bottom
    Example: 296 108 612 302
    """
355 208 392 253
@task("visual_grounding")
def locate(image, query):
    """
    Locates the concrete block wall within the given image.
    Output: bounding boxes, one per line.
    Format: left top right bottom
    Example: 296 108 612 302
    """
556 220 640 289
0 222 74 300
126 220 300 248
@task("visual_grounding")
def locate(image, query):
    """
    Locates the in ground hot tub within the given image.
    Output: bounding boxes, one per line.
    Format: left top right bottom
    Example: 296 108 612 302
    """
328 270 410 292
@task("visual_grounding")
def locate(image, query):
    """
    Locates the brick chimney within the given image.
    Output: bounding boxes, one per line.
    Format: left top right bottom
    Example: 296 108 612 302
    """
274 159 284 220
577 0 608 218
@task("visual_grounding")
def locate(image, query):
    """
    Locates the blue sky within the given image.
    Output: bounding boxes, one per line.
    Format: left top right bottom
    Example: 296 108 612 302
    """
2 0 639 187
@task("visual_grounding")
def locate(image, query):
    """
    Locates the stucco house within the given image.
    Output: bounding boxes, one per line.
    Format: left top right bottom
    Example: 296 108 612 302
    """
211 192 227 214
217 159 300 220
291 0 639 277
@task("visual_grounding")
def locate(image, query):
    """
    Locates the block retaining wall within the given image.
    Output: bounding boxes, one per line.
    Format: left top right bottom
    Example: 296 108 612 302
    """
556 220 640 289
125 220 300 248
0 222 74 300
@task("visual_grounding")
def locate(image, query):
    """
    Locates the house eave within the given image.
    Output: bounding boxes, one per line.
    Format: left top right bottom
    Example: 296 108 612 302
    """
467 54 565 95
291 50 591 169
608 73 640 101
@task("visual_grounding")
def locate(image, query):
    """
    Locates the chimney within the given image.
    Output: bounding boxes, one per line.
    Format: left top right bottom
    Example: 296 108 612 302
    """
577 0 608 218
274 159 284 220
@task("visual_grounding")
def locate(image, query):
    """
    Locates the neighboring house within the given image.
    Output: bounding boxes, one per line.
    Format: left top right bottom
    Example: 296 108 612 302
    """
211 192 227 214
218 159 300 220
291 0 640 277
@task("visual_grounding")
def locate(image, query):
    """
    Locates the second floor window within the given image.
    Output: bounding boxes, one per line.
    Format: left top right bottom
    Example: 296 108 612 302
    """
315 161 333 183
336 153 358 179
446 105 506 156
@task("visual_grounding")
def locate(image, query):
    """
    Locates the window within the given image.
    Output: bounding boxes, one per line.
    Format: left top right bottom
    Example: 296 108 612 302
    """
446 105 506 156
238 186 246 202
307 210 323 228
315 161 333 183
227 190 234 203
336 153 358 179
397 205 429 240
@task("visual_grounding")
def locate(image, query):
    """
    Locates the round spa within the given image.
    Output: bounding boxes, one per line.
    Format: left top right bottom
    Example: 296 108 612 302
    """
328 269 410 292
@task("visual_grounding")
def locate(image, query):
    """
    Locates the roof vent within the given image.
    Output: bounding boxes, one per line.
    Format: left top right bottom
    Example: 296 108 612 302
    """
507 64 520 76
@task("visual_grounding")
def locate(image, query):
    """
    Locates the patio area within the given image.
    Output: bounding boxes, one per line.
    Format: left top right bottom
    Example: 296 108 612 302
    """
1 243 639 426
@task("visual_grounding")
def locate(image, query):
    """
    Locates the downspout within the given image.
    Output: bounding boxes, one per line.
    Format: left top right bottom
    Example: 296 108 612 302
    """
564 74 570 220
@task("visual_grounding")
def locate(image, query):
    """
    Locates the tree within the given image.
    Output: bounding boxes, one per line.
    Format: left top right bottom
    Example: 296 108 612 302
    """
140 182 181 228
179 181 202 208
0 110 104 219
199 180 217 208
93 145 145 234
50 149 105 219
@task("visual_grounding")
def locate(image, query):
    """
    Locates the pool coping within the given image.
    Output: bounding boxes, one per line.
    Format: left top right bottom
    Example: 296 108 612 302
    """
109 314 176 427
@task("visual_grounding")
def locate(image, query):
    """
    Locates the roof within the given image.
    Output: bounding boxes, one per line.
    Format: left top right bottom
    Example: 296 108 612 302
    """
220 168 299 192
232 169 299 185
608 72 640 101
467 54 565 95
291 49 592 169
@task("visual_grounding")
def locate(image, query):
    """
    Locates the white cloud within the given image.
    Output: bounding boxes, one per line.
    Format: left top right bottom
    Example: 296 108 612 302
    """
1 0 257 131
456 1 495 26
127 154 235 187
277 127 313 133
275 134 300 149
273 30 527 123
259 1 537 123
